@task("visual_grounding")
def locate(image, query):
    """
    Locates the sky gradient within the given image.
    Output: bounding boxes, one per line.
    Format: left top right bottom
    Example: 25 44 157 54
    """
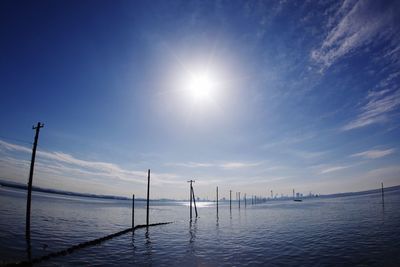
1 0 399 199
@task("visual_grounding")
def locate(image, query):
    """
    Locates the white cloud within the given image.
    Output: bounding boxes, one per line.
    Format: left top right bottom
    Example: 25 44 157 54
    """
165 162 214 168
0 139 182 187
311 0 399 69
220 161 261 169
342 88 400 130
351 148 395 159
320 165 349 174
166 160 262 170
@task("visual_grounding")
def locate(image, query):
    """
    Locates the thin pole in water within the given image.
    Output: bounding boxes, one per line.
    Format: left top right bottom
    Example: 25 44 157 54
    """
26 122 44 240
381 182 384 205
188 180 195 220
191 184 198 218
238 192 241 209
216 186 219 218
132 194 135 230
146 169 150 227
245 193 247 207
230 190 232 211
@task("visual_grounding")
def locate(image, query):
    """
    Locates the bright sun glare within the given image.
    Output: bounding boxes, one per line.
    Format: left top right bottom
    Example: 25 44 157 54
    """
186 72 216 102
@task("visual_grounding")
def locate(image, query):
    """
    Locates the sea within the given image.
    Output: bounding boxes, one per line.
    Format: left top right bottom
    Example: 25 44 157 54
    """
0 185 399 266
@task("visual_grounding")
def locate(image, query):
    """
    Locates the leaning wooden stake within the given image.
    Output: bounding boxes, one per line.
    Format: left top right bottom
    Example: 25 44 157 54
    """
146 169 150 227
26 122 44 240
188 180 195 220
192 185 198 217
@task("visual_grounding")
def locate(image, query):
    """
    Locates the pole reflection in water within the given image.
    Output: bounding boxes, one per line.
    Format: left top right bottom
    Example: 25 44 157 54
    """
188 218 198 259
26 238 32 262
144 230 152 258
131 231 136 249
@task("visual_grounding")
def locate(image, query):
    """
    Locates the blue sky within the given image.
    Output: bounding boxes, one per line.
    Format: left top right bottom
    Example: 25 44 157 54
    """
0 0 399 199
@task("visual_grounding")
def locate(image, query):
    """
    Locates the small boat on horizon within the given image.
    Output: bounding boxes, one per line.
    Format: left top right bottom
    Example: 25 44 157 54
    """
293 199 302 202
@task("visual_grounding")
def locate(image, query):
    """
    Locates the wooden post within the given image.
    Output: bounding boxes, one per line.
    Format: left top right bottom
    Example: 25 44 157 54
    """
26 122 44 240
146 169 150 227
245 193 247 207
216 186 219 217
192 185 198 218
188 180 195 220
132 194 135 230
238 192 241 209
229 190 232 211
381 182 384 205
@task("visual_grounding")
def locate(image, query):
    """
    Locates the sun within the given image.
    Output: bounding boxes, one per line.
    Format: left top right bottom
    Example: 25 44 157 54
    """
186 71 216 102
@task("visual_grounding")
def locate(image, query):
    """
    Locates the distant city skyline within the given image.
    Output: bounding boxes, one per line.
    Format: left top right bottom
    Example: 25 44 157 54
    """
1 0 400 199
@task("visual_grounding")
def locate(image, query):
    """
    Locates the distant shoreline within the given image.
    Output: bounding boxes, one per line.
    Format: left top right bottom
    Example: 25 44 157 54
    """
1 179 398 202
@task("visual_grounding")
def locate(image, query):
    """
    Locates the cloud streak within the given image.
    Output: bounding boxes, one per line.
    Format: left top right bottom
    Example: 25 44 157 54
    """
320 165 349 174
0 139 181 187
311 0 399 69
342 86 400 130
351 148 395 159
165 160 262 170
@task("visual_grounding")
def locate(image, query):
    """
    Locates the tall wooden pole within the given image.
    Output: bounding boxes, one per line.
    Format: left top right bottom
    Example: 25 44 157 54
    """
245 193 246 207
216 186 219 217
132 194 135 230
146 169 150 227
229 190 232 211
188 180 195 220
238 192 241 209
192 185 198 218
26 122 44 240
381 182 384 205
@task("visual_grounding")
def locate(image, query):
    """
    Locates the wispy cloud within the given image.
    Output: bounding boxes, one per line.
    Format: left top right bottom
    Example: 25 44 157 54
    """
320 165 349 174
165 162 214 168
351 148 395 159
0 139 182 186
311 0 399 69
220 161 261 169
165 160 262 170
342 87 400 130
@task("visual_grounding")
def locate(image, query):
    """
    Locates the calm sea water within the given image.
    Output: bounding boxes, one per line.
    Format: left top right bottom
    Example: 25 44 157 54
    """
0 186 399 266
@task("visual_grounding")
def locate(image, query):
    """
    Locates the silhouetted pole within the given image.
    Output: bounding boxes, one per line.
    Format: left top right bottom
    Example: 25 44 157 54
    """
381 182 384 205
245 193 247 207
271 190 273 199
229 190 232 211
191 185 198 217
188 180 195 219
216 186 219 217
238 192 241 209
132 194 135 230
146 169 150 227
26 122 44 240
293 189 295 199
